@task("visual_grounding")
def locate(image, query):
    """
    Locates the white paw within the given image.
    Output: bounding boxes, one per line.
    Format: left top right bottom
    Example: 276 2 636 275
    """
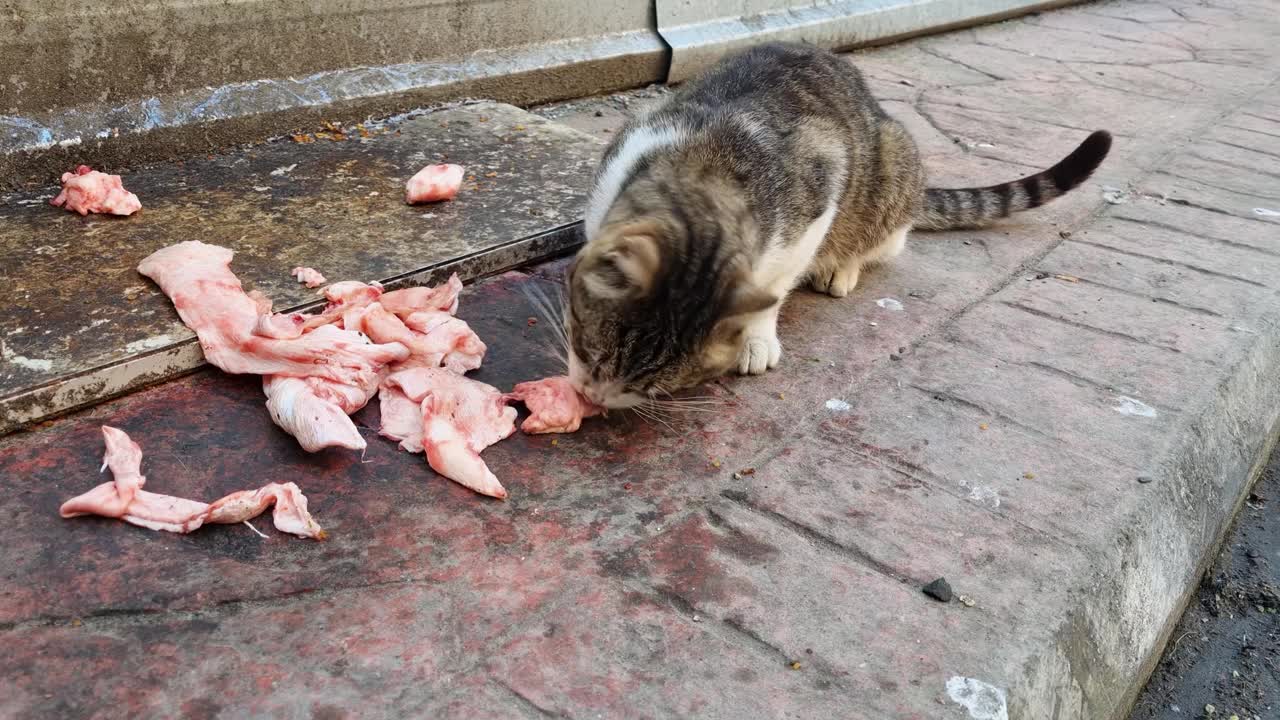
811 264 860 298
737 333 782 375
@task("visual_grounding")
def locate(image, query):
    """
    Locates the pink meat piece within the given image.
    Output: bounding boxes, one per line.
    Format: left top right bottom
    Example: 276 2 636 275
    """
378 383 426 453
405 164 465 204
253 312 308 340
380 368 516 499
261 327 387 451
379 274 463 316
345 302 485 374
50 165 142 216
60 426 326 539
507 376 602 434
291 266 328 288
299 280 385 331
138 241 408 384
243 290 309 339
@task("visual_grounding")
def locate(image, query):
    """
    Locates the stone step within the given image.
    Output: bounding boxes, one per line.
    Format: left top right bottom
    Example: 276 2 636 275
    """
0 102 602 434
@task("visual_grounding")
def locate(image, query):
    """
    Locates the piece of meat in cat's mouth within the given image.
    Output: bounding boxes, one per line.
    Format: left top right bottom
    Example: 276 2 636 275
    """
505 376 602 434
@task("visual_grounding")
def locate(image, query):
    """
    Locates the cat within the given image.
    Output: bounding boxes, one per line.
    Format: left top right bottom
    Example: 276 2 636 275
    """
564 42 1111 409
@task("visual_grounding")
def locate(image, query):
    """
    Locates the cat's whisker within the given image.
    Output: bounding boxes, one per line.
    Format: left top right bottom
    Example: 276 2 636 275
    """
523 285 573 372
649 404 717 414
630 405 656 428
651 397 725 407
633 404 676 433
524 284 572 361
648 397 725 411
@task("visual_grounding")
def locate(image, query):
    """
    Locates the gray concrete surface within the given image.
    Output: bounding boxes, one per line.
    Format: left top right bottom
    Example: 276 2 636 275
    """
0 1 1278 718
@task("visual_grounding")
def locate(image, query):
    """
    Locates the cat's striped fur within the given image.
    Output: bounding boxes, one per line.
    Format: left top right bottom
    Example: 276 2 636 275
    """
566 42 1111 409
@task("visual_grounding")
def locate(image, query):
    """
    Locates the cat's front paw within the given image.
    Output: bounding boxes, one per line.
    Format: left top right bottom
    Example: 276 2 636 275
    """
809 264 860 298
737 333 782 375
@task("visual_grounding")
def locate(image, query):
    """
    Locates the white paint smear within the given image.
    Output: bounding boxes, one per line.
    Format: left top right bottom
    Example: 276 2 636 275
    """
1113 396 1158 418
947 676 1009 720
0 341 54 371
825 399 851 412
876 297 904 311
1101 186 1129 205
270 163 298 177
123 335 175 354
967 486 1001 509
1253 207 1280 217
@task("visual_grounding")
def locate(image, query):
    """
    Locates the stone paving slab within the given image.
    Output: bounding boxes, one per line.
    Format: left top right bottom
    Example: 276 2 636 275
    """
2 2 1280 719
0 102 602 434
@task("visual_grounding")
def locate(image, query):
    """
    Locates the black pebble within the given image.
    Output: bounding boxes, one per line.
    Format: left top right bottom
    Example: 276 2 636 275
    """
1137 476 1154 484
923 577 953 603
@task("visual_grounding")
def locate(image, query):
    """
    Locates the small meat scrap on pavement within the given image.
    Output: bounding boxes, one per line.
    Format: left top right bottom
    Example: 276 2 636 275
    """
291 266 327 288
60 426 326 539
50 165 142 216
405 163 465 204
507 376 602 434
380 368 517 499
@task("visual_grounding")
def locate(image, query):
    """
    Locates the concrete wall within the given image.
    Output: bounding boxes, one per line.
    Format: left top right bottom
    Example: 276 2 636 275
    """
1 0 663 116
1 0 1064 188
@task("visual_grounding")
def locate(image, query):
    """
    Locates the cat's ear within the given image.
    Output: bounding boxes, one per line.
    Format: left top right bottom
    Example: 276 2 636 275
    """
581 228 661 299
723 283 777 318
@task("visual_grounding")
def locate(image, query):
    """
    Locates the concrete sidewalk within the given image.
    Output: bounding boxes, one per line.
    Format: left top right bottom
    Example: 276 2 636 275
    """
2 1 1279 718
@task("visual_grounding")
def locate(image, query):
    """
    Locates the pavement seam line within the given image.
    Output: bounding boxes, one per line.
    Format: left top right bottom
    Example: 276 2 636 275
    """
1104 215 1280 258
997 300 1184 355
718 488 922 587
1064 237 1275 290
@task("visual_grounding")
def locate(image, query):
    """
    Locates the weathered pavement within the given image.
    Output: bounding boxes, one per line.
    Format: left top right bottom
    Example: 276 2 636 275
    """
2 1 1280 718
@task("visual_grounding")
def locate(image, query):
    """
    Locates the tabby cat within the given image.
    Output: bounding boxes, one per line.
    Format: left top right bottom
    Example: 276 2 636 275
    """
565 42 1110 409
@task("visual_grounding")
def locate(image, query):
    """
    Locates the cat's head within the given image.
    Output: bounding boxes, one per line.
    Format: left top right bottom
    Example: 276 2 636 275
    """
564 218 775 409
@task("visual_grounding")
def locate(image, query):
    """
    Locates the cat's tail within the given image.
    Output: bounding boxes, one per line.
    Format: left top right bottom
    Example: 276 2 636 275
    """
914 130 1112 231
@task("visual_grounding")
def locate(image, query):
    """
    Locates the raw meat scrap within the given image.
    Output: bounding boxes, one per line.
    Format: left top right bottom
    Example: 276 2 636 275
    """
402 311 485 373
298 274 463 332
345 302 485 374
139 241 407 452
138 241 408 384
60 426 326 539
380 368 517 499
379 274 463 316
405 163 464 204
291 266 327 288
299 280 386 331
507 376 602 434
51 165 142 216
261 327 387 452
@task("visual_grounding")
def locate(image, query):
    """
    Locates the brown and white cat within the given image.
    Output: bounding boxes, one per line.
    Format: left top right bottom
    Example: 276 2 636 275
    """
565 42 1110 409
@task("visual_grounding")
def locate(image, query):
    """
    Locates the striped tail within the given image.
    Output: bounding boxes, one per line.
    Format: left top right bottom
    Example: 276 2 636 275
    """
915 130 1112 231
